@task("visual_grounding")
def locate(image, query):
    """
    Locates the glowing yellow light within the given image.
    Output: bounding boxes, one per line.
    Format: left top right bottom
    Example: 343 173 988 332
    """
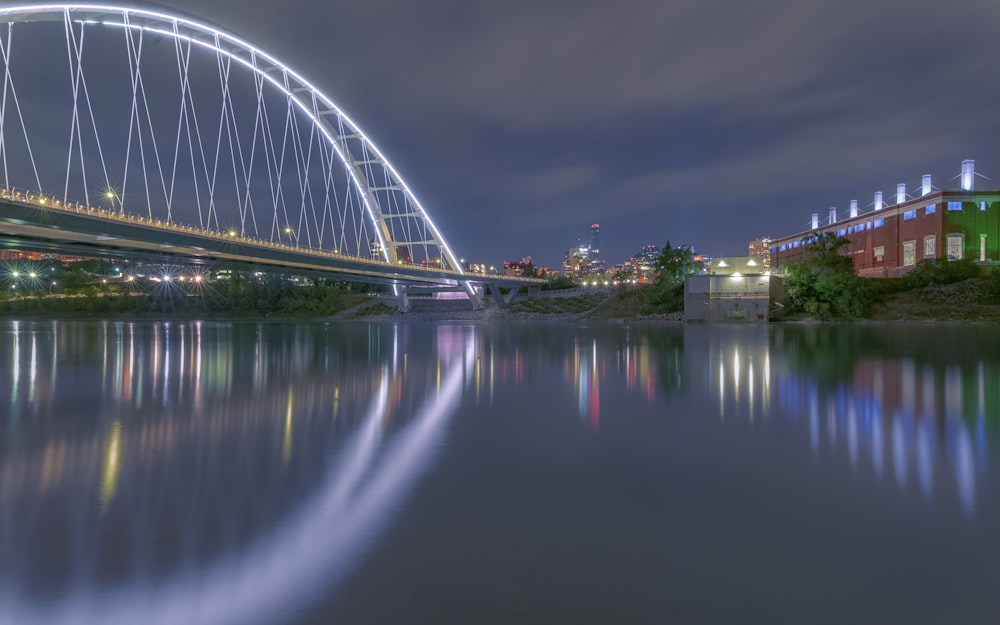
99 420 123 510
283 389 294 463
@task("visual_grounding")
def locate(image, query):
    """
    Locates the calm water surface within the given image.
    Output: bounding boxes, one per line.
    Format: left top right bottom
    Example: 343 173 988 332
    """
1 320 999 624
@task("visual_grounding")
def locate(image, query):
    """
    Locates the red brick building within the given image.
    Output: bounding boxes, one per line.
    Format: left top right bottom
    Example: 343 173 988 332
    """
769 175 1000 277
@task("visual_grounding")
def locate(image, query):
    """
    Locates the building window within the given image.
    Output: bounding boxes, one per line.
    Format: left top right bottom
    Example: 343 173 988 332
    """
874 218 885 228
925 204 936 214
981 201 988 211
924 235 935 258
837 228 846 236
903 240 916 267
779 244 786 252
874 245 885 262
948 201 963 211
947 233 964 260
866 221 873 230
903 210 916 220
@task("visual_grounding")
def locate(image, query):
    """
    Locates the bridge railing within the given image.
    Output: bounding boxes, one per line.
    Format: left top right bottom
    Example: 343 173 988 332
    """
0 187 478 278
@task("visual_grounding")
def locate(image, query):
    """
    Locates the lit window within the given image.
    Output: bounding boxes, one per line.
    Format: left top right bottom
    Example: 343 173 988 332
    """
779 244 787 252
837 229 846 236
947 233 964 260
866 221 873 230
981 201 988 211
874 218 885 228
948 202 962 211
846 226 852 234
903 240 916 267
874 245 885 262
903 210 916 220
925 204 936 214
924 235 936 258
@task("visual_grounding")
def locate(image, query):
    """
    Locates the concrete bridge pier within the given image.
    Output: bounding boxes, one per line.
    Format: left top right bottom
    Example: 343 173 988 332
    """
484 283 519 308
395 286 411 312
462 280 484 310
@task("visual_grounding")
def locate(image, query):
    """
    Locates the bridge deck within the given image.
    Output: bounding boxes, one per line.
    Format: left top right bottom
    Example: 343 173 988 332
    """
0 193 543 289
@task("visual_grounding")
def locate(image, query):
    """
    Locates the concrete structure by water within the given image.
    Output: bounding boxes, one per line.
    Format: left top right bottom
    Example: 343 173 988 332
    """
684 257 782 322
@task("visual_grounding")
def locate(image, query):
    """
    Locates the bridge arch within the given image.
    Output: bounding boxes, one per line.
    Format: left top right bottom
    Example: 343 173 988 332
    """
0 3 468 278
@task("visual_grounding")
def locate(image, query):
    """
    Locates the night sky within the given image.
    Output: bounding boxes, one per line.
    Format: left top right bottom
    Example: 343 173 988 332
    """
158 0 1000 269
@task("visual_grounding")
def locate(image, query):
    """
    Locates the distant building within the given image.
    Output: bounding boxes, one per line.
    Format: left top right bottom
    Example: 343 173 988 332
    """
562 243 591 278
634 245 660 283
747 237 772 268
0 250 46 261
394 245 412 263
503 256 535 277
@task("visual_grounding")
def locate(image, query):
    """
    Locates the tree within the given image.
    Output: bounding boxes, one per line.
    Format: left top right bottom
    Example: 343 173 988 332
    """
640 240 703 314
783 233 877 319
656 241 703 286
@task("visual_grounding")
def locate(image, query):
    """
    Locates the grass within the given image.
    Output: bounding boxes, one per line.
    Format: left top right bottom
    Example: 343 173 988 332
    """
507 293 608 315
868 277 1000 322
351 302 398 317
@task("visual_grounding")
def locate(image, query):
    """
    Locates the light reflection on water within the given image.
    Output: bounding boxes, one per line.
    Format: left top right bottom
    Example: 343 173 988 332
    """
0 321 998 623
1 321 475 625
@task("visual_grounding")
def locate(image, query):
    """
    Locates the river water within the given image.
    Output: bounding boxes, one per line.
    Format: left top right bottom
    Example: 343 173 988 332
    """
1 320 998 624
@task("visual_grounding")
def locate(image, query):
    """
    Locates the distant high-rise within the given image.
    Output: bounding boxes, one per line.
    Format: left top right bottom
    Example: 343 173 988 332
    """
634 245 660 283
590 223 600 255
747 237 772 268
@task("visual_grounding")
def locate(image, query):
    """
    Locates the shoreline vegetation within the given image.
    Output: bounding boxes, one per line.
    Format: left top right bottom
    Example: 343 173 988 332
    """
5 274 1000 323
5 236 1000 323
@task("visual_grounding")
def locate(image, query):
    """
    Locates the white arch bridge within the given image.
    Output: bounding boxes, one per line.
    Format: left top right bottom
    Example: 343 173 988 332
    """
0 3 540 307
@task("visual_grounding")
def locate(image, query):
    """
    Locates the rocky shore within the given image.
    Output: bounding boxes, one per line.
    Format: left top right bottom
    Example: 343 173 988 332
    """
335 296 685 323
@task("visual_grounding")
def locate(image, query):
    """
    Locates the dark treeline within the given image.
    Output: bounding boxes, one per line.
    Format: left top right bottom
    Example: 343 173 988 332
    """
0 270 368 317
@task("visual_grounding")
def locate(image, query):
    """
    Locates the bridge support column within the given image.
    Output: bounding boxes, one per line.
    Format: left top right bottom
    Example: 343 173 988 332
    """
395 286 411 313
527 285 541 297
462 280 484 310
482 283 517 308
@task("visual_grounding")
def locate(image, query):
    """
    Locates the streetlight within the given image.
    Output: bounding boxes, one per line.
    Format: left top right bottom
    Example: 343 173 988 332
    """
104 189 121 213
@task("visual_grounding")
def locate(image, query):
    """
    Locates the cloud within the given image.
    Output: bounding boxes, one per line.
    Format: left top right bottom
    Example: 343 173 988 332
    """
155 0 1000 264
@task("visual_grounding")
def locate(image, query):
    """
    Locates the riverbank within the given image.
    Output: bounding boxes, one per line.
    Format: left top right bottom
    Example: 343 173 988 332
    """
5 277 1000 323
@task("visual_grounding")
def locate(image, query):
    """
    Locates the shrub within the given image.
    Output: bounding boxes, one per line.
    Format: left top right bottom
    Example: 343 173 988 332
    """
902 258 981 289
783 233 879 320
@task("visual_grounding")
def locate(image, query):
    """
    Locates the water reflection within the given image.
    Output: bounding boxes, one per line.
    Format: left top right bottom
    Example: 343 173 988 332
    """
686 325 994 517
0 321 475 625
2 321 999 623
